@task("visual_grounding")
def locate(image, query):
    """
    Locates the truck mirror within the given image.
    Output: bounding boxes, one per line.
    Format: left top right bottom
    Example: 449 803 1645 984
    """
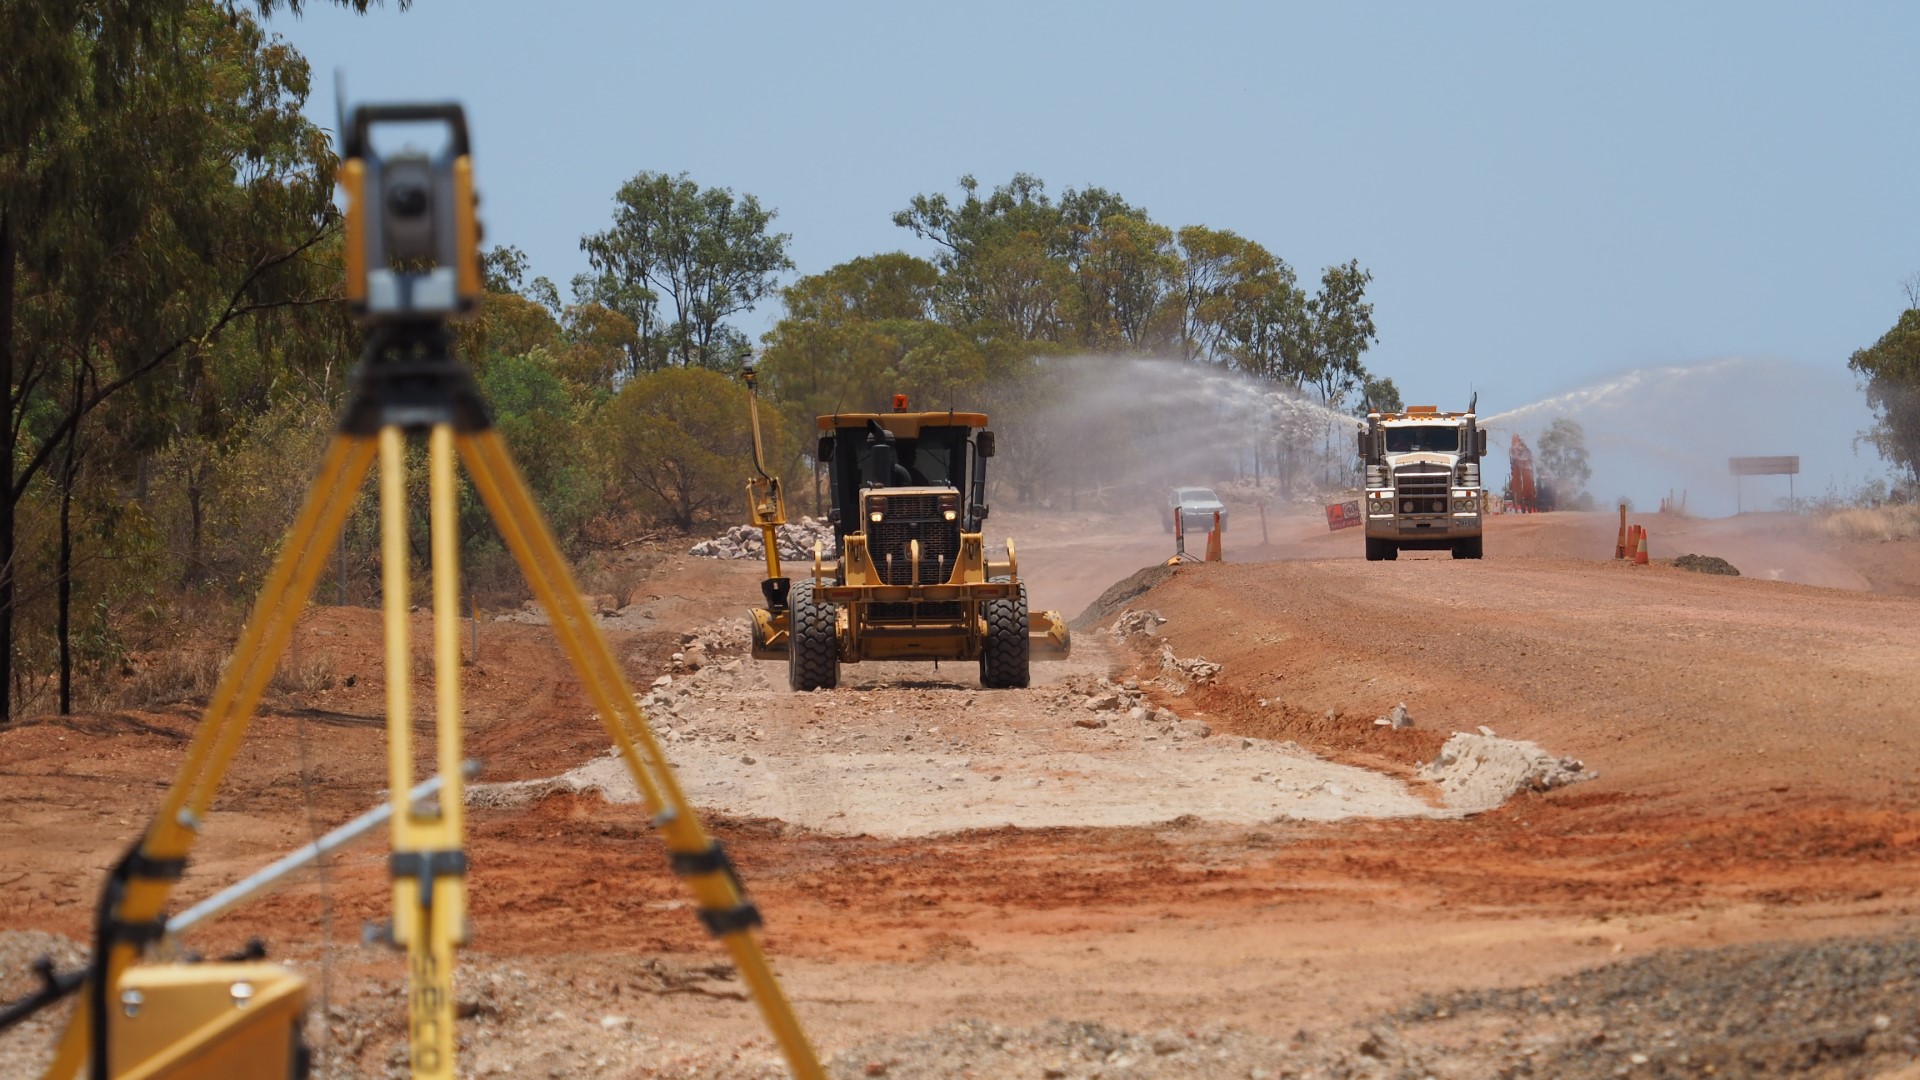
817 435 834 462
1356 429 1368 461
978 431 996 458
1477 430 1488 456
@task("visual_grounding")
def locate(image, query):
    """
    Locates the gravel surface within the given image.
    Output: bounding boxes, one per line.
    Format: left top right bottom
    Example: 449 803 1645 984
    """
1387 927 1920 1078
17 915 1920 1078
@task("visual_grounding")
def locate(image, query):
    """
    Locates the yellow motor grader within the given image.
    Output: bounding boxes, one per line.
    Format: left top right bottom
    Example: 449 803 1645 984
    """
741 379 1069 690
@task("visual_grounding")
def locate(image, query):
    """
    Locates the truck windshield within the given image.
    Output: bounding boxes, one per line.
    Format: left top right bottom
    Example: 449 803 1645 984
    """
1384 426 1460 453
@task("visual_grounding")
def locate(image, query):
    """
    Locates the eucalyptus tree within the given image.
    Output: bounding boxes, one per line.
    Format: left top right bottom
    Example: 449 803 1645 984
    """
579 171 793 374
1850 302 1920 485
1 0 385 718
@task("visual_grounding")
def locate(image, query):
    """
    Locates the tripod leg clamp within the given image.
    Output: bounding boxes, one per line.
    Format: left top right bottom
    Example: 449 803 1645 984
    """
100 849 190 948
126 852 188 882
390 850 468 911
666 842 764 938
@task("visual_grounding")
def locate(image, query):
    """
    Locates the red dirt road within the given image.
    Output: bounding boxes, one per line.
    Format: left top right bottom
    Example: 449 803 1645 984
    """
4 509 1920 1076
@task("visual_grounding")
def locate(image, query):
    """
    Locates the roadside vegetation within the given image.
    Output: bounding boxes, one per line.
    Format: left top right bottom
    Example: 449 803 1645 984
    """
10 0 1913 722
1 2 1403 720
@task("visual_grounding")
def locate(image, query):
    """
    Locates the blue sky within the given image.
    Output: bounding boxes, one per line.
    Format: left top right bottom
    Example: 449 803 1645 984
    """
275 1 1919 509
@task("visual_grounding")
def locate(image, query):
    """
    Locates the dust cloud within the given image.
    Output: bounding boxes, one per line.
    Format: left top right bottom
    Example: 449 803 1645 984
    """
1479 357 1881 517
986 355 1361 510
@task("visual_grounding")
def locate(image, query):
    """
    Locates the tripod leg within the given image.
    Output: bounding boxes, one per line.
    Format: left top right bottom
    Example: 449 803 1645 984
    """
457 430 825 1080
44 433 376 1080
381 425 466 1080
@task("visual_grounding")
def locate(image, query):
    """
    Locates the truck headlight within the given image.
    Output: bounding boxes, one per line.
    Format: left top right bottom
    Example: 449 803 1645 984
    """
1453 499 1478 513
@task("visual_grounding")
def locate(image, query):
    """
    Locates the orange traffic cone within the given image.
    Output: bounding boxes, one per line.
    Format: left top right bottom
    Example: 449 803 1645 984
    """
1205 510 1223 562
1634 527 1650 565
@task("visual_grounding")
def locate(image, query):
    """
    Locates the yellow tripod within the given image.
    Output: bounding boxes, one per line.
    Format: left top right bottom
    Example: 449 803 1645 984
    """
37 317 825 1078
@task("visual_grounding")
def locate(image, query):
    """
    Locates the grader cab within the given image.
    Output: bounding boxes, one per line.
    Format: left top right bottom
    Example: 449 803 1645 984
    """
742 382 1070 690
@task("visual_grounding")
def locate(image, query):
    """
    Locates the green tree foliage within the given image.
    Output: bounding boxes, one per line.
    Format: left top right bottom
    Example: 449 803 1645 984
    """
895 175 1198 352
1170 225 1304 377
555 302 637 395
482 243 532 293
4 2 354 716
1358 374 1403 415
474 348 597 542
747 174 1390 510
889 175 1375 403
1849 306 1920 482
1536 417 1593 505
1293 261 1380 408
595 368 787 529
577 172 794 374
758 254 979 415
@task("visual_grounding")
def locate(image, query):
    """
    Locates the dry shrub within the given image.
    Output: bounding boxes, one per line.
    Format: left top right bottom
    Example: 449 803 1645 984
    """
113 648 226 710
270 651 335 695
103 629 334 711
571 547 666 609
1813 505 1920 542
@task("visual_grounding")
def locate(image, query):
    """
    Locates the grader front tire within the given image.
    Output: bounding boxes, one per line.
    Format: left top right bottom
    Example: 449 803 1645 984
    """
787 581 840 691
979 577 1030 689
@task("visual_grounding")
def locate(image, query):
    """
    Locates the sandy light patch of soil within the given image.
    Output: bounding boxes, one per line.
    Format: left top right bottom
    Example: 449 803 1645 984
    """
469 637 1455 836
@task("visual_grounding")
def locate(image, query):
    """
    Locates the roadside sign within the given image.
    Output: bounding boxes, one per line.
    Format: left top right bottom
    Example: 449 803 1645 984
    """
1326 500 1363 532
1729 456 1799 476
1729 455 1800 512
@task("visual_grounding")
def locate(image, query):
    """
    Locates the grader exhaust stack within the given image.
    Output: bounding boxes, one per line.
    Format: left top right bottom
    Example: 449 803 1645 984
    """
741 385 1069 690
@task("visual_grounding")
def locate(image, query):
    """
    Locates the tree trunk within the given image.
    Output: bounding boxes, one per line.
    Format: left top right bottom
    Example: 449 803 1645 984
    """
185 461 205 587
0 208 15 725
57 423 76 715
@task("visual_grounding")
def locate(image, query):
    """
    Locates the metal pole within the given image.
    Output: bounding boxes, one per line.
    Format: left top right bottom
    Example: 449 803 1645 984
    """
165 762 479 941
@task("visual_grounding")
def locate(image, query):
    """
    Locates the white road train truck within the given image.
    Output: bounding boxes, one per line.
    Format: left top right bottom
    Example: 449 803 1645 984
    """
1357 397 1489 561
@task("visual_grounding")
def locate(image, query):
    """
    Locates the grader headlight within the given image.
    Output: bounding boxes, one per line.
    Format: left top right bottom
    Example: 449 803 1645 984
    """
868 495 887 523
939 493 959 521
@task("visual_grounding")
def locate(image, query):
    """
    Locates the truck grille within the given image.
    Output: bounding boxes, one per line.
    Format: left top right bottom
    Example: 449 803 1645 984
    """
1394 466 1451 515
867 494 962 585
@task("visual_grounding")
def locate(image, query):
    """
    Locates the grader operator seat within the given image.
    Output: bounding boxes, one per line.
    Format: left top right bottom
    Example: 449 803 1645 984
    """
864 420 915 487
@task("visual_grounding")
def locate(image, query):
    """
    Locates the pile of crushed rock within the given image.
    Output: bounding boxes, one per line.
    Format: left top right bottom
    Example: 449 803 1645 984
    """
1105 609 1221 693
1419 730 1596 812
689 518 835 561
1049 672 1217 741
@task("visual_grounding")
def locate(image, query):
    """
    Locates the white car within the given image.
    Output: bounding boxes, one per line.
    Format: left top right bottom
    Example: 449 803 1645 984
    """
1164 486 1228 536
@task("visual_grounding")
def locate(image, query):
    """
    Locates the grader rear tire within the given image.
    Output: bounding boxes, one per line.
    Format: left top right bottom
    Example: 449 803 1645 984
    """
787 581 839 691
979 577 1030 689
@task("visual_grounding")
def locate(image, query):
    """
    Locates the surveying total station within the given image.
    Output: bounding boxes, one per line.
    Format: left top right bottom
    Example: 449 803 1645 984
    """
1 102 825 1079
